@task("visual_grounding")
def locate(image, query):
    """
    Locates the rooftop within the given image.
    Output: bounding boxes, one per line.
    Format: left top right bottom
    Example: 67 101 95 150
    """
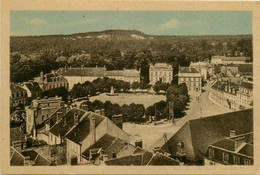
10 127 25 144
49 108 87 137
23 82 42 92
57 67 106 77
10 83 27 94
212 56 250 61
240 81 253 90
179 67 200 74
65 111 106 144
150 63 173 70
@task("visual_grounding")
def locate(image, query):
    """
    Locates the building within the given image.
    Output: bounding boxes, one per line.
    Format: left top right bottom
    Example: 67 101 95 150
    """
25 96 65 134
149 109 253 164
34 71 69 91
56 66 106 90
204 132 253 165
178 67 202 93
10 83 28 108
10 146 51 166
190 61 208 80
211 56 250 65
149 63 173 85
211 81 240 110
48 108 87 145
105 146 180 166
236 81 253 109
10 126 26 149
65 111 129 165
210 81 253 110
22 81 42 99
105 68 141 84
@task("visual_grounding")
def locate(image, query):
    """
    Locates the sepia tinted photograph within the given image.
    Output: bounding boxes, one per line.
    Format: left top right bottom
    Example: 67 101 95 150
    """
9 10 253 167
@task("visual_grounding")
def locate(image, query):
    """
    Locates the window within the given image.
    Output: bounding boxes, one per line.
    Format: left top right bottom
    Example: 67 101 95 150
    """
244 159 251 165
42 115 44 121
223 152 229 163
209 148 214 159
233 156 240 165
51 134 53 141
151 72 153 76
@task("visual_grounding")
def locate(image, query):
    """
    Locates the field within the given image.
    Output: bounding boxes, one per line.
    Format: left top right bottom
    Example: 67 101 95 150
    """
88 93 166 108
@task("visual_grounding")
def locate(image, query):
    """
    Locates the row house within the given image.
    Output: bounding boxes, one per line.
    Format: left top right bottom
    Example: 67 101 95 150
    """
34 71 69 91
26 96 65 134
211 81 253 110
178 67 202 93
149 63 173 85
205 132 253 165
10 83 28 108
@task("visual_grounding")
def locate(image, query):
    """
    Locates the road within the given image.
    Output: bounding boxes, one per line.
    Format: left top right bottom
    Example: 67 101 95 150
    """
123 84 231 149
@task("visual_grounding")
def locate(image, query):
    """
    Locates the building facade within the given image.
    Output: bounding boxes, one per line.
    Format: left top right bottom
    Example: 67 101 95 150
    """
105 68 141 84
34 71 69 91
149 63 173 85
205 132 253 165
189 61 208 80
56 66 107 90
211 56 250 65
211 81 253 110
178 67 202 93
10 83 28 108
26 96 65 134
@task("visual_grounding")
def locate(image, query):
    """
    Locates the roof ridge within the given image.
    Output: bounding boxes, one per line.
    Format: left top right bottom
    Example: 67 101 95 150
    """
234 142 247 153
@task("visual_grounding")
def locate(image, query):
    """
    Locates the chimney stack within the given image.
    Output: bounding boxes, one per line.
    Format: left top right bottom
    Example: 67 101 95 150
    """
81 104 89 111
51 70 55 74
230 130 236 137
100 109 105 116
94 109 101 115
40 71 44 82
90 117 96 144
112 114 123 129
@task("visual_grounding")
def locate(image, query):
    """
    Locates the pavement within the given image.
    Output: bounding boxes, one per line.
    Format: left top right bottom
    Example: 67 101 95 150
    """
123 84 231 149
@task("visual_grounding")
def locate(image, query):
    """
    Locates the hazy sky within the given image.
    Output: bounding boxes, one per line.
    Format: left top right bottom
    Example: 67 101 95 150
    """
10 11 252 36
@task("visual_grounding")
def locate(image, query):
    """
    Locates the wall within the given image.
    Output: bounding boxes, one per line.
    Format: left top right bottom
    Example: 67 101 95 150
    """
66 138 81 164
26 108 35 133
37 133 49 144
48 132 61 145
64 76 100 90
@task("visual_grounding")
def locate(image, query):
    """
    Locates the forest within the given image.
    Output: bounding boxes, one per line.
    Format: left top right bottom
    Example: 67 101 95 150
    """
10 29 252 83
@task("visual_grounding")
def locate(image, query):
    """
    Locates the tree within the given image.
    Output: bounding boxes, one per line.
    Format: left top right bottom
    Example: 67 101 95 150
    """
124 103 145 122
131 82 140 91
145 105 155 118
42 87 69 101
153 81 163 94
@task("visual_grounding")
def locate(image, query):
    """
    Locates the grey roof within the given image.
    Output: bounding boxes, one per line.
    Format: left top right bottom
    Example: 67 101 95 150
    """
57 67 106 77
179 67 200 74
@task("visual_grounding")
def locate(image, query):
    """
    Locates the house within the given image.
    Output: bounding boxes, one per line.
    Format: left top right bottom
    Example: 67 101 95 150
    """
48 108 87 145
56 66 106 90
189 61 208 80
65 111 129 165
236 81 253 109
34 71 69 91
10 83 28 108
10 146 51 166
211 81 240 110
178 67 202 93
211 56 251 65
204 132 253 165
22 81 42 99
25 96 65 134
105 68 141 84
10 127 26 149
105 146 180 166
149 63 173 85
148 109 253 164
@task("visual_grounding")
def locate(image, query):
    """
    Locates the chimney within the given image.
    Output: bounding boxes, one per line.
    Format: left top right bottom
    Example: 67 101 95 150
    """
40 71 44 81
135 140 143 148
90 117 96 143
81 104 89 111
51 70 55 74
230 130 236 137
100 109 105 116
112 114 123 129
94 109 101 115
74 112 79 125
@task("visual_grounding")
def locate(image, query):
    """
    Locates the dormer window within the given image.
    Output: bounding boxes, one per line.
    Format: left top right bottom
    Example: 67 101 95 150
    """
209 148 214 159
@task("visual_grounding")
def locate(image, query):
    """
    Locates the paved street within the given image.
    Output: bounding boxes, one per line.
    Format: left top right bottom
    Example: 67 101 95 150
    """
123 84 231 149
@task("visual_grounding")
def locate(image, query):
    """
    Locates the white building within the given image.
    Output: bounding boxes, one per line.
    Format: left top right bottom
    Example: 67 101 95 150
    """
104 68 141 84
149 63 173 85
211 56 250 65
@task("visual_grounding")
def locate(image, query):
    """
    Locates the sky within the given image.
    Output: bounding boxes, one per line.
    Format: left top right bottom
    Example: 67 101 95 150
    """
10 11 252 36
